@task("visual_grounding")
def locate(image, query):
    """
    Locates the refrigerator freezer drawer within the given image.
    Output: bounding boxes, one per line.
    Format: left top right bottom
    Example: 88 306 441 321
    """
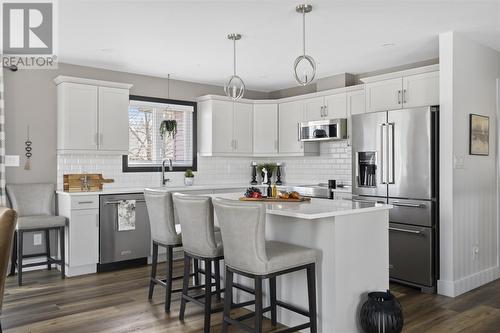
388 198 435 227
389 223 434 287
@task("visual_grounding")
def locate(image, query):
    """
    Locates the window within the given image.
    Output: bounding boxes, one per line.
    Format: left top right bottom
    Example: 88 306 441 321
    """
122 95 197 172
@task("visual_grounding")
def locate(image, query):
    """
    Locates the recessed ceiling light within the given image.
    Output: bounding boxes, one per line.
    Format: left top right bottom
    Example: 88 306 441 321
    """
100 48 113 52
382 43 395 47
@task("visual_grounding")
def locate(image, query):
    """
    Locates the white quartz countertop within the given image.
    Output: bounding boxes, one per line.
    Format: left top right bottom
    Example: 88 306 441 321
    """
210 193 391 220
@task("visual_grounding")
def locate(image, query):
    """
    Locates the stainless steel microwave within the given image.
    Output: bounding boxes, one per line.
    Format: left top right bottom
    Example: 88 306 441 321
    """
299 118 348 141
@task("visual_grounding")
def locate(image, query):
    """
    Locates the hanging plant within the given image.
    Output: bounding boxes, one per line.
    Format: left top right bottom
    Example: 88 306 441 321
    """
159 119 177 139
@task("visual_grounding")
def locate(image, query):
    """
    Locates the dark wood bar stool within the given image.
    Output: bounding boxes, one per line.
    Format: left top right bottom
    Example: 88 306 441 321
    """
173 193 224 333
144 189 201 312
6 184 66 286
213 197 318 333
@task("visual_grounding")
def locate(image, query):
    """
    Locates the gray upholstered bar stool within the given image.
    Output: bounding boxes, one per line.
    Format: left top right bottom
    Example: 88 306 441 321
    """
213 197 318 333
173 193 224 333
144 189 201 312
6 183 66 286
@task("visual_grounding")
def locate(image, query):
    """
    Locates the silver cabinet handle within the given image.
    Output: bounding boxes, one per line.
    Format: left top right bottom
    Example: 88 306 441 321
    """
397 90 402 104
391 201 425 208
297 122 301 142
403 89 407 104
78 201 94 204
324 105 328 116
105 199 146 205
389 227 422 235
320 106 324 117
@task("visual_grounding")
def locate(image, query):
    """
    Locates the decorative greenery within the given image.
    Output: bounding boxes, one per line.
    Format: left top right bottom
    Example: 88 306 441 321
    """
257 163 277 174
184 169 194 178
159 119 177 139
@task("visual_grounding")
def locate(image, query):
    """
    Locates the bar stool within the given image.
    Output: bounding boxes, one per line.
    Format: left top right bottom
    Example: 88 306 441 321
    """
144 189 200 312
173 193 224 333
213 197 318 333
6 183 66 286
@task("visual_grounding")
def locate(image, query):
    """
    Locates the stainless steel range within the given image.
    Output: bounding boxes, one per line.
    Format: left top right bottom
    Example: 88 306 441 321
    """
351 106 439 293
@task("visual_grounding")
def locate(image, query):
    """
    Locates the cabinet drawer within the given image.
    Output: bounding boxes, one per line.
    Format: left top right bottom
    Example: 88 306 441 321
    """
388 198 434 227
71 195 99 210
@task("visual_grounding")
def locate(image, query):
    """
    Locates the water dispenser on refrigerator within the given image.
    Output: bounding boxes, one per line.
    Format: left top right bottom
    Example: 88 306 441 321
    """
357 152 377 187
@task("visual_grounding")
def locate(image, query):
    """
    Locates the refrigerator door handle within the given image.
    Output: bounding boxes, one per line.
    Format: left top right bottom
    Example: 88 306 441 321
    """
388 122 395 184
389 227 422 235
381 123 387 184
391 201 425 208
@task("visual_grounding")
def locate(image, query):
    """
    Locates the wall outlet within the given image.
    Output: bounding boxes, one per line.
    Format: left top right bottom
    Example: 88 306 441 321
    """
33 233 43 246
454 156 465 169
472 246 480 261
5 155 20 167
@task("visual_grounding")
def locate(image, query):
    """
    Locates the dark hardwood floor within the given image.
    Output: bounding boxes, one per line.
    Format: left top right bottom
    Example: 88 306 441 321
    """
2 261 500 332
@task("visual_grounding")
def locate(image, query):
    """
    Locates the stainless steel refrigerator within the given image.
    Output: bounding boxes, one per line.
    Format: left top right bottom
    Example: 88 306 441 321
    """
351 106 439 293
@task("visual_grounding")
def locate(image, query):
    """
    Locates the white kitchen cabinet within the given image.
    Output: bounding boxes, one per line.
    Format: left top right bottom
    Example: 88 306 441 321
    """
402 71 439 108
347 89 365 143
304 97 324 121
278 100 319 156
198 98 254 156
57 193 99 277
57 83 99 151
253 103 278 156
55 76 132 154
365 78 403 112
98 86 130 152
324 93 347 119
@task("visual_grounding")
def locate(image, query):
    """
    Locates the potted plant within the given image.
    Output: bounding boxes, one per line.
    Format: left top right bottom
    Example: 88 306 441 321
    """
257 163 277 184
184 169 194 186
159 119 177 139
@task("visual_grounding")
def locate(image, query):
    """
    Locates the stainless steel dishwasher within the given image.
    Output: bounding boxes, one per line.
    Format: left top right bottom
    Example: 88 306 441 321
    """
98 193 151 271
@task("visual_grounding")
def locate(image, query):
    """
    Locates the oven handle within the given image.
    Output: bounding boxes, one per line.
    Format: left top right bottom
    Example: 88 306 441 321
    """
389 227 422 235
105 199 146 205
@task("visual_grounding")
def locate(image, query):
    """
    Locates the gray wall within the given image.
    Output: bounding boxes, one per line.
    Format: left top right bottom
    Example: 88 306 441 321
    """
4 62 268 185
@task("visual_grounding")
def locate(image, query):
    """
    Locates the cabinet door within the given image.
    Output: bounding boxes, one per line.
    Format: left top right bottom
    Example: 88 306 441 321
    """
402 71 439 108
212 100 234 154
324 93 347 119
304 97 324 121
279 101 304 154
98 87 130 152
68 209 99 267
233 102 253 154
253 104 278 155
365 78 403 112
57 83 98 150
347 90 365 142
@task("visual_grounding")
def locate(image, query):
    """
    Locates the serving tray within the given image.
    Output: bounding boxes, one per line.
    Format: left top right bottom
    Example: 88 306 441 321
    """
239 197 311 202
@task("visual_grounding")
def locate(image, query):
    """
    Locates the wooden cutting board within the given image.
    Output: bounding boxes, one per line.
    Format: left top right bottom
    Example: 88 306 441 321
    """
63 173 114 192
239 197 311 202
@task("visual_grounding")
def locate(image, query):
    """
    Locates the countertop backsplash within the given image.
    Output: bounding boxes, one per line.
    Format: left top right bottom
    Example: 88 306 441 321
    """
56 141 351 190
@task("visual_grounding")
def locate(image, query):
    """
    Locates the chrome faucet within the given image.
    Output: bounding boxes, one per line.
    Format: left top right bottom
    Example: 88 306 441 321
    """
161 158 173 185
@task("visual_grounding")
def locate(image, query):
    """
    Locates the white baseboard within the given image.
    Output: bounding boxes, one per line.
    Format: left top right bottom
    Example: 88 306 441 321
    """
438 265 500 297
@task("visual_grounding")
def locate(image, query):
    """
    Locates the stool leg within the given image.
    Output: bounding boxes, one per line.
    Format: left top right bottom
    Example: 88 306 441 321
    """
254 276 263 333
203 258 212 333
222 267 233 333
214 259 221 301
148 243 158 300
17 230 23 286
9 231 17 276
307 263 317 333
165 246 174 312
193 258 200 286
270 276 277 326
59 227 65 279
45 229 51 270
179 254 191 321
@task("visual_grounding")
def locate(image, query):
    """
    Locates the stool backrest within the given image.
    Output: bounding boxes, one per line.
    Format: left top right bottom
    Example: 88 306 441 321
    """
144 189 179 245
212 198 268 274
173 193 219 257
0 207 17 313
6 183 54 216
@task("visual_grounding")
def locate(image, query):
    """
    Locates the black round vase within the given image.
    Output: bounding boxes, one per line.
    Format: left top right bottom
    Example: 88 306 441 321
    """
360 291 404 333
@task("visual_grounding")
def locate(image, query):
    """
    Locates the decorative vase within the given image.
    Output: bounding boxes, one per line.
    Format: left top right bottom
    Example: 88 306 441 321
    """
184 177 194 186
360 291 404 333
261 171 273 185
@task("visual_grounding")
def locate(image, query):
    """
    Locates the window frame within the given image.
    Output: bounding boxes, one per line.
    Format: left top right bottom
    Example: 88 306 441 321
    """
122 94 197 173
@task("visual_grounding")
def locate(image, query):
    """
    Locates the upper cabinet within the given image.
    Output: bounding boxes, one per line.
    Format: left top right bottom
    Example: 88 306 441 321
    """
303 93 347 121
362 64 439 113
253 103 278 156
55 76 132 154
198 98 253 156
278 100 319 156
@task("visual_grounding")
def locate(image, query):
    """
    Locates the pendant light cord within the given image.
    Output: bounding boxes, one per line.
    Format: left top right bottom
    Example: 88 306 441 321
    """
233 38 237 76
167 74 170 99
302 11 306 56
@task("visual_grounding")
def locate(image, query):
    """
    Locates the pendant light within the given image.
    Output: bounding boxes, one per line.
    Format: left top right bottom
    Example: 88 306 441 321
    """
224 33 245 100
293 4 316 86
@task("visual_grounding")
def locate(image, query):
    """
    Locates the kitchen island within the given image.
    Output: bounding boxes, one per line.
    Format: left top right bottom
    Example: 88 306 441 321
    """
210 193 392 333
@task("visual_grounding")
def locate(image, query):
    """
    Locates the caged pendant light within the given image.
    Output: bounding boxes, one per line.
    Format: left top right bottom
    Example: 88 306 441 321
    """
224 33 245 100
293 4 316 86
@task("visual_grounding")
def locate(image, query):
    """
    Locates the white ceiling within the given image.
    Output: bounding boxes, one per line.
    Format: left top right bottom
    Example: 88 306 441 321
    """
58 0 500 92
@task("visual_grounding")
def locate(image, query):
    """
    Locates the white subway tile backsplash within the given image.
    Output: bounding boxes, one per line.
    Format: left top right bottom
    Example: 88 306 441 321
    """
57 141 352 190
